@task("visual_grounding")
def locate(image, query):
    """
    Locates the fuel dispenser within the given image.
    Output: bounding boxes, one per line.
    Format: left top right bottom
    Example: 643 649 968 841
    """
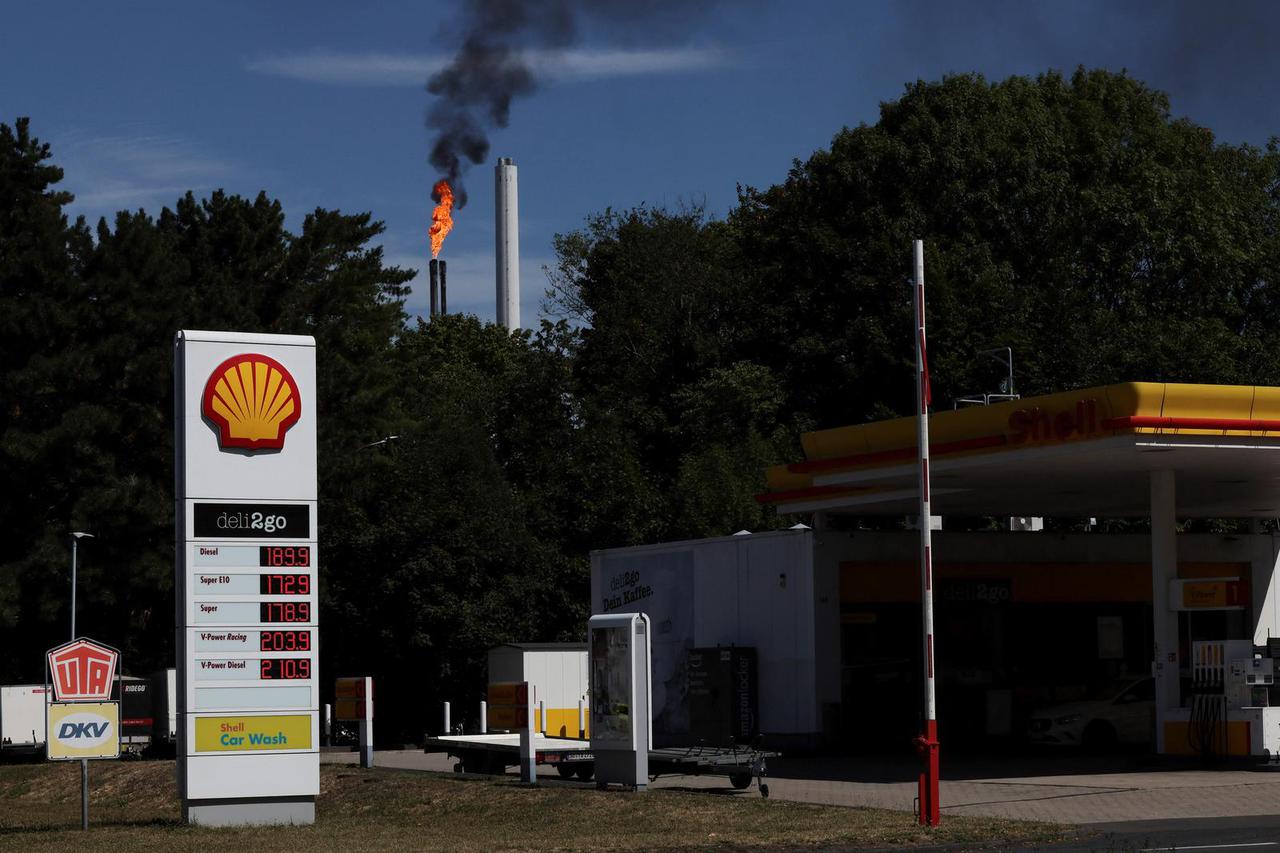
1184 640 1279 759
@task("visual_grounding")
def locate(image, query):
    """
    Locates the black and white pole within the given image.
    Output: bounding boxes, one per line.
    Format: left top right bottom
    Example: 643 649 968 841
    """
519 688 536 784
69 531 93 831
358 698 373 770
910 239 941 826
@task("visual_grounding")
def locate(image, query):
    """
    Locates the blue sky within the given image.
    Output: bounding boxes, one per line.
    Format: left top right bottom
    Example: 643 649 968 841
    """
3 1 1278 325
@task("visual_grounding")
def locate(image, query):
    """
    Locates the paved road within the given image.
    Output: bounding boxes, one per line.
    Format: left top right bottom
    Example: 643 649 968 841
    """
324 748 1280 837
1053 815 1280 852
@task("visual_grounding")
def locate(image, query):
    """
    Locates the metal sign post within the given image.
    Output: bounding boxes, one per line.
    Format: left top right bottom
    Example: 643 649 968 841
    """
487 682 534 783
335 677 373 768
520 690 536 784
910 239 941 826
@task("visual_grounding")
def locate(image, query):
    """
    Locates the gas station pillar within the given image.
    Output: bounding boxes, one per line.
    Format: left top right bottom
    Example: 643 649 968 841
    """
1150 469 1179 754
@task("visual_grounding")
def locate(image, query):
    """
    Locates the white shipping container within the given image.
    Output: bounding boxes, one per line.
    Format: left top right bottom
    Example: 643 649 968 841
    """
487 644 588 737
0 685 50 750
590 528 838 748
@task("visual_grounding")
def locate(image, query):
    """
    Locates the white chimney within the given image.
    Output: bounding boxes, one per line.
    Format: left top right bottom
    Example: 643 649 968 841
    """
494 157 520 331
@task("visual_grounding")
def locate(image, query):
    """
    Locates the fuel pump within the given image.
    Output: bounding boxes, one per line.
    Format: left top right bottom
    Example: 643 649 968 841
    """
1187 641 1251 758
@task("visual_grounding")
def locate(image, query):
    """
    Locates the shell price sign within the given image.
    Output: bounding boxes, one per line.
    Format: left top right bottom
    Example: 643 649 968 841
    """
175 331 319 828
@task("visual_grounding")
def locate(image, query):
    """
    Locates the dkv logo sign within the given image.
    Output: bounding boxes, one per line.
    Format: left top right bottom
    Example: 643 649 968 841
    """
45 701 120 760
56 713 114 748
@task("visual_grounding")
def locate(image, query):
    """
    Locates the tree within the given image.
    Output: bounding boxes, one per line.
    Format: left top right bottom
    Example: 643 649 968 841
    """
321 314 586 737
732 68 1280 428
0 117 416 681
547 206 798 541
0 118 93 676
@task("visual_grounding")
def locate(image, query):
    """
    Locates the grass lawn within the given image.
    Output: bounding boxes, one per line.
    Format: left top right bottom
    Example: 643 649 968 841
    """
0 760 1069 852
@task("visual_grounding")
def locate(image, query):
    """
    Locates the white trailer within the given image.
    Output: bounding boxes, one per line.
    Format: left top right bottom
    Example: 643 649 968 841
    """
487 644 588 738
0 685 50 754
590 528 838 749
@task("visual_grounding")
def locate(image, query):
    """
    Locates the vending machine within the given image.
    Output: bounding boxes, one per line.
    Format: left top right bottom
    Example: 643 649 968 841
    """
588 613 651 790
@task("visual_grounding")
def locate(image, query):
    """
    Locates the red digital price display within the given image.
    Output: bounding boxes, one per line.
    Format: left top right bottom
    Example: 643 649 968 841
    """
259 658 311 680
259 573 311 595
260 630 312 652
259 546 311 567
260 602 310 623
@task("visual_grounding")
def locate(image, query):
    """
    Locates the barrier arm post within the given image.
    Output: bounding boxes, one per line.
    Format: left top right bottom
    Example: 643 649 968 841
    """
910 239 942 827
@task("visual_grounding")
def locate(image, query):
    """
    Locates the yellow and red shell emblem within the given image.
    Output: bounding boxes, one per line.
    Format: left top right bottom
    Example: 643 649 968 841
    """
201 353 301 452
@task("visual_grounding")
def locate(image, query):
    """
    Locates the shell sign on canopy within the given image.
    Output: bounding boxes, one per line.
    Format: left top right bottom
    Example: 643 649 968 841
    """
202 354 302 452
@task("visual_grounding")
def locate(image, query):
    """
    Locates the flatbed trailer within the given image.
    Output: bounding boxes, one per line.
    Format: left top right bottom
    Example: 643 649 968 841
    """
423 733 775 796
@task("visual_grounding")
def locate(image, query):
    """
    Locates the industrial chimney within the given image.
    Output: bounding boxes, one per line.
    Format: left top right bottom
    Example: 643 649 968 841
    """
495 157 520 331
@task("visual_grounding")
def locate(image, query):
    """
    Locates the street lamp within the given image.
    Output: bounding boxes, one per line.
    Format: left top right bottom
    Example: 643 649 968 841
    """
69 532 94 640
357 435 400 452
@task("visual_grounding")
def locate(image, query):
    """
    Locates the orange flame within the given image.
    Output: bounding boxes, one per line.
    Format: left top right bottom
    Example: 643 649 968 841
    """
429 179 454 259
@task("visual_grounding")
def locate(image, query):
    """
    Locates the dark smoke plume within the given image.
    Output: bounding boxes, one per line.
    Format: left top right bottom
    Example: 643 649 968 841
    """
427 0 719 208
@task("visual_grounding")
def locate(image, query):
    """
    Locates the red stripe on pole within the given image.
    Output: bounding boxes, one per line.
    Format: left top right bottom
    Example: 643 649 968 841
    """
920 334 931 408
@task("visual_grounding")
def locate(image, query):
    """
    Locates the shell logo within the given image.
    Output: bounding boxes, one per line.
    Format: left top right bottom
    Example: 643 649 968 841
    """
202 354 302 452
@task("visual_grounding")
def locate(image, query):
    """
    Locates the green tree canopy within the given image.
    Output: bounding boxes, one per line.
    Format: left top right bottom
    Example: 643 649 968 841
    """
732 68 1280 427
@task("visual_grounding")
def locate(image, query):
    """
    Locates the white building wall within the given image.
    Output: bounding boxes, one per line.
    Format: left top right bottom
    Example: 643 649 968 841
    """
591 527 1280 747
592 529 824 742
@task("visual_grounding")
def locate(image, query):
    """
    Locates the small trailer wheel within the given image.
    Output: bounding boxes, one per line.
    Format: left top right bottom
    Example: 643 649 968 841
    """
760 783 770 798
729 772 753 790
557 765 576 779
453 761 464 773
575 764 595 781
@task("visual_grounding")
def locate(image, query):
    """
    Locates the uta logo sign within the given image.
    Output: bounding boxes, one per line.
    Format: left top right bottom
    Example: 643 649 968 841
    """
47 639 119 702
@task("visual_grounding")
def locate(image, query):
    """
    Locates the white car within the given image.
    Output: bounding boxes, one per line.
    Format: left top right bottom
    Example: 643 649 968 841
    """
1026 677 1155 749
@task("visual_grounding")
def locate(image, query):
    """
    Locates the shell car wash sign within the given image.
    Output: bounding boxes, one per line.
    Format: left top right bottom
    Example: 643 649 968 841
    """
194 715 312 752
175 331 318 828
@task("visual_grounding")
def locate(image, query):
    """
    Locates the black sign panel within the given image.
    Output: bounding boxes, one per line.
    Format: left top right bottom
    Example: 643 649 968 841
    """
938 578 1011 605
192 503 310 538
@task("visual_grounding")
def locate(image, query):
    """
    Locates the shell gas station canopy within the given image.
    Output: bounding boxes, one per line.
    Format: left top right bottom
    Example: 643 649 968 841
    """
759 382 1280 519
759 382 1280 758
